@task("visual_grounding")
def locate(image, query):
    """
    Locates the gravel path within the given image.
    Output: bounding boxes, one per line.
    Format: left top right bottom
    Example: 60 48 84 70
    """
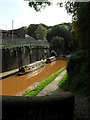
37 70 66 96
37 70 88 119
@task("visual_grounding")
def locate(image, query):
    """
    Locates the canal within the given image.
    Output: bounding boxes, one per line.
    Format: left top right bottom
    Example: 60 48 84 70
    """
1 59 67 96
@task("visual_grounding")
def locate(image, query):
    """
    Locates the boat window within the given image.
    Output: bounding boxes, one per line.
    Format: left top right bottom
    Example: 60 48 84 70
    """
30 66 32 69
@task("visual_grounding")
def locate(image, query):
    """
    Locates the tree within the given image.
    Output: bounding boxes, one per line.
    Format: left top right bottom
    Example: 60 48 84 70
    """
64 2 90 50
29 1 51 12
27 24 38 39
35 24 47 40
65 2 90 94
24 26 28 34
47 24 73 53
51 36 64 55
72 3 90 50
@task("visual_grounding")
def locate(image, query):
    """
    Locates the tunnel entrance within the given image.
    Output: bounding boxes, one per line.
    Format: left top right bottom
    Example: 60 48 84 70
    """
51 50 57 57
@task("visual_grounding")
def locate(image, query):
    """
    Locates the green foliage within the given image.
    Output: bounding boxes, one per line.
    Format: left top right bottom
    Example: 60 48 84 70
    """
58 2 90 96
66 50 89 95
58 73 67 89
24 26 28 34
29 1 52 12
26 22 73 53
35 24 47 40
65 2 90 50
64 2 90 96
24 67 65 96
71 2 90 50
47 25 67 42
27 23 48 39
46 24 73 53
57 49 89 96
51 36 64 55
58 51 89 96
27 24 38 39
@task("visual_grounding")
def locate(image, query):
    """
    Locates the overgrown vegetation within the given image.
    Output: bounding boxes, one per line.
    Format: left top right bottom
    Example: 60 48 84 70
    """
66 50 88 96
24 67 65 96
2 37 49 49
58 2 89 97
59 51 89 96
58 72 67 89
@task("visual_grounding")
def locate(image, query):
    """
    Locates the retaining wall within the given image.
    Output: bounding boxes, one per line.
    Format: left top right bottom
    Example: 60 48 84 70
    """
2 92 75 120
2 46 50 72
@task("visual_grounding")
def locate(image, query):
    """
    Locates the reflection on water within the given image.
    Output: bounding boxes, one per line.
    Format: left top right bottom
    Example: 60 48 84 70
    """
26 67 45 79
1 59 67 96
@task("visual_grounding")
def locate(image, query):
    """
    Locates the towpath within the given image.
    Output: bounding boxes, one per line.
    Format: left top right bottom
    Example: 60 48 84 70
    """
37 70 88 120
37 70 66 96
0 68 19 79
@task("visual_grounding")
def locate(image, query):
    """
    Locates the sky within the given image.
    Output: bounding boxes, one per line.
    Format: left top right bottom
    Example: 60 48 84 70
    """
0 0 72 30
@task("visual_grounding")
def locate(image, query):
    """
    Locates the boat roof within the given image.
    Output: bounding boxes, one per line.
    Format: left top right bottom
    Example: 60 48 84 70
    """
24 60 43 67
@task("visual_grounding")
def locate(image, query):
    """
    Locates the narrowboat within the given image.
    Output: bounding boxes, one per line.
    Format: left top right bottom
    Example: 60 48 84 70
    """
46 56 56 63
18 60 45 75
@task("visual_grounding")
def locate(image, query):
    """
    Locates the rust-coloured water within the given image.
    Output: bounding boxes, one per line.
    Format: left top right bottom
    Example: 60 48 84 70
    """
1 59 67 96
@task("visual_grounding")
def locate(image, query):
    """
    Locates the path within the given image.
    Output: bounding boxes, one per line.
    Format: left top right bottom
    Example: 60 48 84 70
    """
37 69 88 120
37 70 66 96
0 68 19 79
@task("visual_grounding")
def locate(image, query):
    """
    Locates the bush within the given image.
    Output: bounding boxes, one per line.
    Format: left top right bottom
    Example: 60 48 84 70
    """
58 73 67 88
64 50 89 96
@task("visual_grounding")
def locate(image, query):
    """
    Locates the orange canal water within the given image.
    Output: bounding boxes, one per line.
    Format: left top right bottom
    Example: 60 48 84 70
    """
1 59 67 96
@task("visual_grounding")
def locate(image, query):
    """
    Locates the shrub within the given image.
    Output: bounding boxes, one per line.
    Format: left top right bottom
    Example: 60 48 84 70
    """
64 50 89 96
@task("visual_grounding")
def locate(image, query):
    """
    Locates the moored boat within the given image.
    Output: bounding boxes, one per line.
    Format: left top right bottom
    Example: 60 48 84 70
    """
18 60 45 75
46 56 56 63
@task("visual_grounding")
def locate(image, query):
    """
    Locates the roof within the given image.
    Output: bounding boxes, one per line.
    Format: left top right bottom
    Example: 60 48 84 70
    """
2 38 50 48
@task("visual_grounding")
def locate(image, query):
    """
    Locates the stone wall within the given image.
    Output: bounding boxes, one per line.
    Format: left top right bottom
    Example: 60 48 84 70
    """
2 45 50 72
2 93 75 120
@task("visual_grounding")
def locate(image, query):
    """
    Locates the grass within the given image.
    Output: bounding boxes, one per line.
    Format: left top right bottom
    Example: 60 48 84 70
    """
58 70 89 97
24 67 66 96
58 72 67 88
58 73 74 91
